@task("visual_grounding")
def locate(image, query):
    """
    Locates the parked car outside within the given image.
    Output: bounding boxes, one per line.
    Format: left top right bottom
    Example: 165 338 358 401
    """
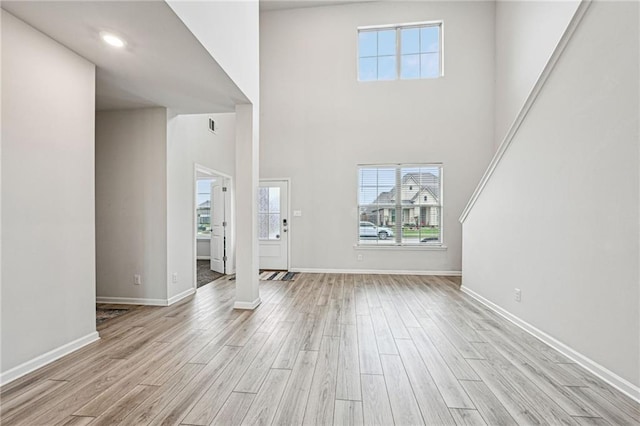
359 221 395 240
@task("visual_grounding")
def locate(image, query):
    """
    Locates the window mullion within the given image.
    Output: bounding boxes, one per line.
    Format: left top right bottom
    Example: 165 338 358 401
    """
396 27 401 80
375 31 379 79
395 167 402 243
418 24 422 76
376 168 380 245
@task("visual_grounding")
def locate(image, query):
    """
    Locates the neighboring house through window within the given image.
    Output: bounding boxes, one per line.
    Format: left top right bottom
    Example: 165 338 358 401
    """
197 179 212 237
358 164 443 246
358 21 443 81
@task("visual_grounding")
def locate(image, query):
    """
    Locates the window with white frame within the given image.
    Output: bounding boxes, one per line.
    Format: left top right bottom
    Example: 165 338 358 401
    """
358 164 443 246
358 22 442 82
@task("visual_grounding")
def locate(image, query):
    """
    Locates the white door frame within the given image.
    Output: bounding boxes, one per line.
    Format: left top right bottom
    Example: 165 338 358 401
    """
259 178 291 271
193 164 234 290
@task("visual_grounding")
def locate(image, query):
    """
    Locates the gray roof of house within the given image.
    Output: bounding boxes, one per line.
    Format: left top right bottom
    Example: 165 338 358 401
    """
370 172 440 205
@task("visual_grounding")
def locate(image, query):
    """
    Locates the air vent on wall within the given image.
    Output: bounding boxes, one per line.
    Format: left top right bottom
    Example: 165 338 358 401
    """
208 117 216 134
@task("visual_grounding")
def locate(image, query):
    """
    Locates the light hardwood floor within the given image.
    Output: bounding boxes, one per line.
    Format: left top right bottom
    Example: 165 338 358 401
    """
1 274 638 425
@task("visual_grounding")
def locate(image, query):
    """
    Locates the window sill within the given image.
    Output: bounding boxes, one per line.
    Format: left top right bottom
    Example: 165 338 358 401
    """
353 244 447 251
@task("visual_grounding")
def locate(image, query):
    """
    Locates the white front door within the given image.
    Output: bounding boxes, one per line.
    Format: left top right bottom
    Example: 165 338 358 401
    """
210 180 226 274
258 180 288 270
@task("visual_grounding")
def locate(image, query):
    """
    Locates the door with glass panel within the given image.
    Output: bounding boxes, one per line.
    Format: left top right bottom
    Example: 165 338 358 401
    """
258 180 288 270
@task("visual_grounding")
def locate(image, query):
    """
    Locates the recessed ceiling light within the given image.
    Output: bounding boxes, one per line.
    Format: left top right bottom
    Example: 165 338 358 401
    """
100 32 125 48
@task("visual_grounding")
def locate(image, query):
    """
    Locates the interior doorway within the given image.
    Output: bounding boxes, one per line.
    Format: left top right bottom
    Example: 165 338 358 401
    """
195 165 233 288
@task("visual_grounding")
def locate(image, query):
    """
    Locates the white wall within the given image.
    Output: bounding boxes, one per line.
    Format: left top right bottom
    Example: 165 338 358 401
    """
167 113 236 299
1 11 97 377
95 108 168 303
234 104 260 306
463 1 639 392
260 1 495 273
167 0 261 307
494 0 580 147
167 0 260 103
197 238 210 259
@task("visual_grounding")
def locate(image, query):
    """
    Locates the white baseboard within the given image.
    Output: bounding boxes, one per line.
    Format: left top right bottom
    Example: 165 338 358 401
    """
168 288 196 305
234 298 262 310
96 296 168 306
0 331 100 386
197 256 210 260
289 267 462 276
461 285 640 403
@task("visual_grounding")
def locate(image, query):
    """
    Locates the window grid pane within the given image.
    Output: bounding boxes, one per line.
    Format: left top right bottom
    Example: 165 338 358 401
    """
258 214 269 239
401 28 420 55
420 26 439 53
400 54 420 79
377 56 396 80
421 53 440 79
359 57 377 81
268 213 280 239
358 31 377 57
377 30 396 56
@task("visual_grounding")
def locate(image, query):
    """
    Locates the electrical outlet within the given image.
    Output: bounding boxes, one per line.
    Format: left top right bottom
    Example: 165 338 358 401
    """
514 288 522 302
134 274 141 285
172 273 178 284
357 254 363 261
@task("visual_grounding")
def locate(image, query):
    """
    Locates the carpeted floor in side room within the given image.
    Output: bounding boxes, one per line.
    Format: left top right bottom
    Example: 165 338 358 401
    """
96 304 138 326
197 260 225 288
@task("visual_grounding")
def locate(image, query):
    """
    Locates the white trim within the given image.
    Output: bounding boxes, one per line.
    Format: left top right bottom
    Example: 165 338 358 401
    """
461 285 640 403
358 19 443 31
197 256 211 260
234 298 262 310
0 332 100 386
459 0 591 223
357 162 443 168
96 296 168 306
354 244 447 251
290 267 461 276
168 288 196 306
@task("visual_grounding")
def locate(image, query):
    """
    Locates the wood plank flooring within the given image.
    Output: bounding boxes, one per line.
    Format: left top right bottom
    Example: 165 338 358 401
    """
1 274 639 425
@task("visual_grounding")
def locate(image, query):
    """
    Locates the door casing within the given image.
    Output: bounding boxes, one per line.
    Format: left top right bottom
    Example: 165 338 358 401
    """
194 164 234 289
